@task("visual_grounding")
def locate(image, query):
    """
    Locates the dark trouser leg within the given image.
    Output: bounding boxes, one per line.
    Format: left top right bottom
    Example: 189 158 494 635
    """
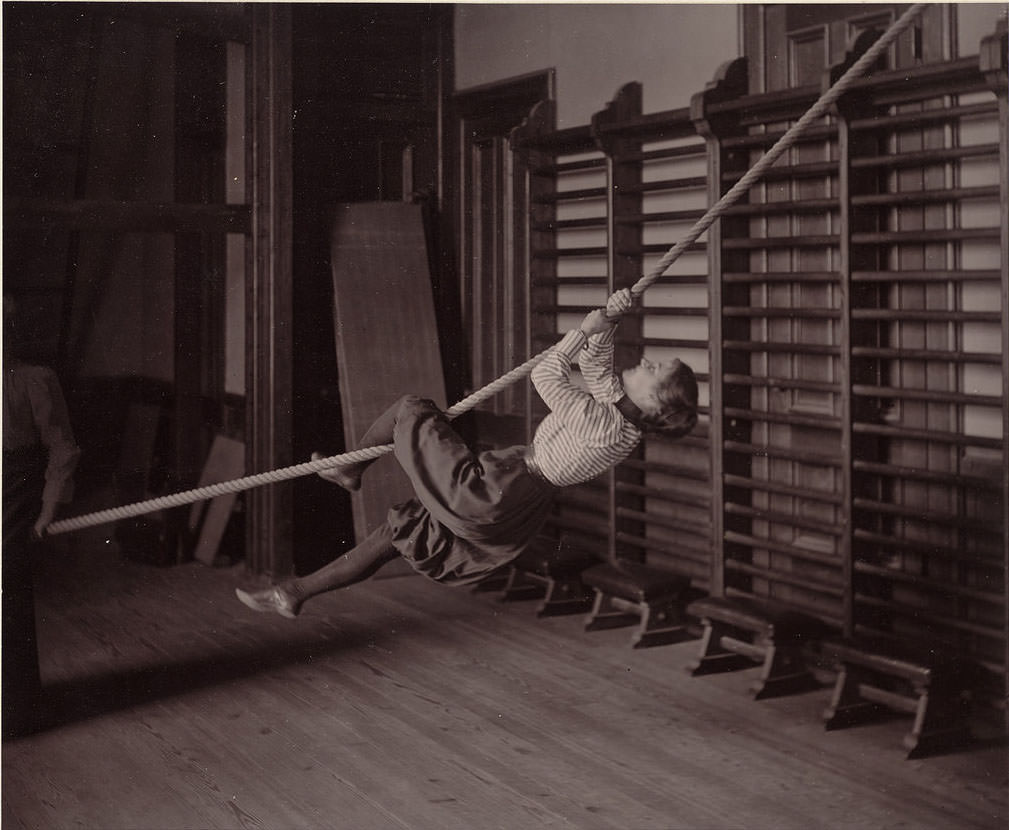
3 455 44 739
284 523 399 604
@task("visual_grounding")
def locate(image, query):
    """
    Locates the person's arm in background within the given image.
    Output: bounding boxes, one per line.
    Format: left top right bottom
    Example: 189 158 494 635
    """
29 367 81 537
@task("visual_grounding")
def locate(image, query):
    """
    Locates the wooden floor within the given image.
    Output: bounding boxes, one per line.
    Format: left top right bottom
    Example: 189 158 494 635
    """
3 529 1007 830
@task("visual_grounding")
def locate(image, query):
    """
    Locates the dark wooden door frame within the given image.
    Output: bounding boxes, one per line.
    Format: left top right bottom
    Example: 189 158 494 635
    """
446 69 554 433
246 4 295 578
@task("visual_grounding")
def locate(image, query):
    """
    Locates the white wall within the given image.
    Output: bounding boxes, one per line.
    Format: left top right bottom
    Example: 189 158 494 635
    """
456 3 1009 126
455 3 740 127
958 3 1007 56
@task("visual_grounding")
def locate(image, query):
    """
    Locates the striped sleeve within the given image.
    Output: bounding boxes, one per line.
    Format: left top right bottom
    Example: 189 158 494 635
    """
579 326 624 404
531 330 625 447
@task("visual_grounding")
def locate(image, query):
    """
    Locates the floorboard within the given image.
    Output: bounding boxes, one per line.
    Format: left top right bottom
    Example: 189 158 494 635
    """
3 531 1007 830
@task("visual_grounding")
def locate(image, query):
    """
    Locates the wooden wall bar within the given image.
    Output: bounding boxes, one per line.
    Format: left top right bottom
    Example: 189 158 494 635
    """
506 24 1008 723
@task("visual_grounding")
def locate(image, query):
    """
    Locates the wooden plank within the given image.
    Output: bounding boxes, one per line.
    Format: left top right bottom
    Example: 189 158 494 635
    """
115 402 161 501
330 202 446 543
188 435 245 566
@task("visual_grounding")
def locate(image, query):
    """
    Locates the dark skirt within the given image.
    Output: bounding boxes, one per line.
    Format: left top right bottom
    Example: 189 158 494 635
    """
386 397 556 585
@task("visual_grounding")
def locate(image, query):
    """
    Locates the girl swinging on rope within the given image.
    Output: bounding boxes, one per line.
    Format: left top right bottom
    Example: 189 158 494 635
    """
236 288 697 617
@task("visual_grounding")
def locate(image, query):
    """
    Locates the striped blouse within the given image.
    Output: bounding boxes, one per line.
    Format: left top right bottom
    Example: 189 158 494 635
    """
529 328 641 488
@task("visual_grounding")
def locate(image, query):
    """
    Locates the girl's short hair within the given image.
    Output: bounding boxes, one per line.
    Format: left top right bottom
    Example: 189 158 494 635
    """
640 361 698 438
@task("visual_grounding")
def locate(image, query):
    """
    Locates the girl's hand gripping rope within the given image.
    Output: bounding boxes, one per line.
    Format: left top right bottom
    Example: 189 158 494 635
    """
605 287 634 321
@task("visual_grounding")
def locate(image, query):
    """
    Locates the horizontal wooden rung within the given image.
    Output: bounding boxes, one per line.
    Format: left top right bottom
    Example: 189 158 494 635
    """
718 120 834 150
639 336 712 351
593 107 694 141
850 185 1001 208
853 459 1001 492
851 268 1001 282
851 228 1001 245
852 422 1003 451
721 160 837 183
622 176 707 194
720 198 837 217
635 143 707 162
725 501 843 537
856 683 920 715
723 474 844 506
514 123 595 153
723 374 838 394
615 507 711 538
853 531 1003 567
720 635 765 661
851 345 1001 365
530 276 609 288
852 497 1004 536
848 100 996 131
723 559 844 598
854 597 1004 643
626 305 709 317
534 217 607 232
534 157 607 175
703 83 816 118
617 208 706 224
854 561 1004 602
853 384 1002 408
851 308 1001 324
532 186 607 204
613 530 711 560
724 341 840 355
532 246 608 259
637 242 706 256
867 68 989 107
721 234 838 250
630 272 710 286
724 406 842 431
616 482 710 509
619 457 710 481
723 271 837 284
724 530 839 566
723 439 841 467
723 307 839 319
850 143 1001 170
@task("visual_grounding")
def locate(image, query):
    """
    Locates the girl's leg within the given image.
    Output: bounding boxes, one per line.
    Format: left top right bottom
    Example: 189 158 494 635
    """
315 395 408 491
236 524 399 618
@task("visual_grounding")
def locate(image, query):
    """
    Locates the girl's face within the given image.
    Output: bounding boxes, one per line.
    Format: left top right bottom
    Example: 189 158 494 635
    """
621 357 681 414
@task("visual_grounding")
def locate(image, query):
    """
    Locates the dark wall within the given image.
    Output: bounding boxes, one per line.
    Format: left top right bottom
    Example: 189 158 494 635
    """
289 4 454 573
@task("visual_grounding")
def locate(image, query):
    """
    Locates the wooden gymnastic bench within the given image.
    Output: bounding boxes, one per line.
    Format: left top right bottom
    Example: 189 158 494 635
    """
496 535 598 617
581 559 693 648
686 596 829 699
822 638 976 759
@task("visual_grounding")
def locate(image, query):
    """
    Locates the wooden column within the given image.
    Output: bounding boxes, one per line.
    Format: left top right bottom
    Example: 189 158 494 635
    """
592 83 644 563
979 18 1008 733
830 30 888 641
690 57 749 599
246 4 294 578
510 101 559 445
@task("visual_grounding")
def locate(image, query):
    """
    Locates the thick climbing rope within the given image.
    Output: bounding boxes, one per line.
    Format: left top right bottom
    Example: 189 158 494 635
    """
47 4 925 536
